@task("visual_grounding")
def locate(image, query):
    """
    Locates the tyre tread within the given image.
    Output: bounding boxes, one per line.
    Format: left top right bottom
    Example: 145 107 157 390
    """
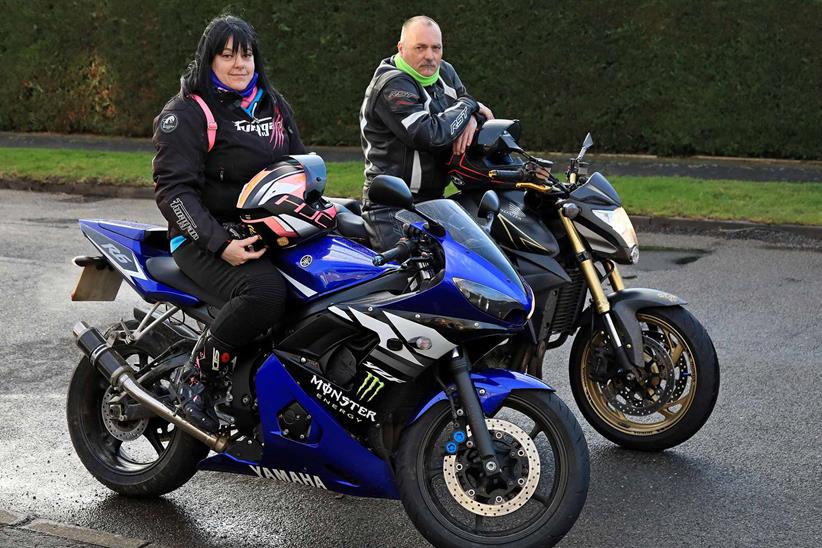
66 322 208 497
395 391 589 547
569 305 720 451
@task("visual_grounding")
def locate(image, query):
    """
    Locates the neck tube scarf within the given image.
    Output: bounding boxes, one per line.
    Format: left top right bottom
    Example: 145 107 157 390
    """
210 70 260 98
394 55 440 87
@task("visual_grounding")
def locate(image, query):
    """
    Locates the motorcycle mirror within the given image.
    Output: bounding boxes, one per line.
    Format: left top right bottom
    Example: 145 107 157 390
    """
368 175 414 210
478 190 501 218
478 190 500 235
577 133 594 160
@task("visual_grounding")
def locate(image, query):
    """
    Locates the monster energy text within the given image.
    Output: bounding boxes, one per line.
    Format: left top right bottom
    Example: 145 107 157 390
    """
310 375 377 423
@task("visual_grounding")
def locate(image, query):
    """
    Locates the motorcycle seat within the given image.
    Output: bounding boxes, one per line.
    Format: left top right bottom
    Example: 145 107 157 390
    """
145 256 226 308
327 197 362 216
331 203 370 243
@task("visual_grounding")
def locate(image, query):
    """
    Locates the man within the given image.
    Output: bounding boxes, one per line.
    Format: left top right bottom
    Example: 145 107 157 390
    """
359 15 494 250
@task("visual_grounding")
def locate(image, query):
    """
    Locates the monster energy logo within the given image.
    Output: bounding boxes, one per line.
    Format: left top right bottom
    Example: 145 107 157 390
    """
356 372 385 402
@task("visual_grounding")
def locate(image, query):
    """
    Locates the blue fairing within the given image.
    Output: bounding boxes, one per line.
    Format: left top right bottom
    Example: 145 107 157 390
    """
78 221 396 307
197 366 553 499
382 226 532 331
78 220 200 307
273 235 394 301
198 353 398 499
411 369 554 423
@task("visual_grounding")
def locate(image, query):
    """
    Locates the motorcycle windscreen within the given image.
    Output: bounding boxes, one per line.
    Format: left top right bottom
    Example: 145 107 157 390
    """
396 199 524 294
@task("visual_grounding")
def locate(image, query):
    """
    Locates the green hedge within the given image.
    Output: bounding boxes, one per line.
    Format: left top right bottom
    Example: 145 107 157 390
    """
2 1 820 158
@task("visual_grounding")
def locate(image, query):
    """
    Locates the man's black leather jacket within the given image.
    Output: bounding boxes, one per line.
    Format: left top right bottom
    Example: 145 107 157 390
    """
359 56 479 206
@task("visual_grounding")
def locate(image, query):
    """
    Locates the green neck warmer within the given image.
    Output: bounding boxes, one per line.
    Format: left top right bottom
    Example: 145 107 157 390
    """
394 54 440 87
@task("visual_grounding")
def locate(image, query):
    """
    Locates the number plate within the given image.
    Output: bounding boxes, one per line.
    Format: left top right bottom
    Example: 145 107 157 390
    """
71 265 122 301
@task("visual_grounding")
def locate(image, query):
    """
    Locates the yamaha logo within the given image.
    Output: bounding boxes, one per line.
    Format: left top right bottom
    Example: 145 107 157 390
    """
299 255 312 268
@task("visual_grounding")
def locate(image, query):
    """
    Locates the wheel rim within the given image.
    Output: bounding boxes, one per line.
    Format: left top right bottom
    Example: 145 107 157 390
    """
80 346 178 474
415 395 569 542
580 312 698 436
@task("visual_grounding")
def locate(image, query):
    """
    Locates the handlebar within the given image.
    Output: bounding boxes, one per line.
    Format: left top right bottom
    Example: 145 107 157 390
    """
488 169 524 182
372 239 413 266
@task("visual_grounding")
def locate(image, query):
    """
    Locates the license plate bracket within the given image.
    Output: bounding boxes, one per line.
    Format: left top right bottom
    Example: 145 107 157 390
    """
71 264 122 301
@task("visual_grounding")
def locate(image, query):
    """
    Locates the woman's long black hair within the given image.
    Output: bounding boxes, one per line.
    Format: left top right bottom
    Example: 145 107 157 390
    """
180 15 280 105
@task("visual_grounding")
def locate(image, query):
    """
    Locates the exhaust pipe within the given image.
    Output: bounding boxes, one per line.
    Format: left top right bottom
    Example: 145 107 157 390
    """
72 321 229 453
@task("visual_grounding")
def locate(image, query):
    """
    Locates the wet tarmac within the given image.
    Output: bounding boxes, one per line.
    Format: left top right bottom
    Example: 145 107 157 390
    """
1 189 820 547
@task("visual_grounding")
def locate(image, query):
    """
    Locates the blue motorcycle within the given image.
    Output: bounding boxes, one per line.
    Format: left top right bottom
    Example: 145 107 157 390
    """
67 156 589 547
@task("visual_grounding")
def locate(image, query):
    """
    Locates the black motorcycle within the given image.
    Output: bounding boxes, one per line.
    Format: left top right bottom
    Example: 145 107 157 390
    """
444 121 720 451
332 122 720 452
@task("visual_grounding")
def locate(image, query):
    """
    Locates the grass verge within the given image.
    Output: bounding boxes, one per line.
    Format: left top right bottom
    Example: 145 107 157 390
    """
1 147 820 225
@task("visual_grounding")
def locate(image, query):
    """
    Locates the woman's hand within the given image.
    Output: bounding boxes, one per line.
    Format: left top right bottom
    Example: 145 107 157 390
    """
221 235 267 266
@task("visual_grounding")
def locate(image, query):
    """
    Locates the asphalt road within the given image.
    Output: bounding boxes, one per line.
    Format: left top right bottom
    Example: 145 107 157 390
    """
0 188 820 547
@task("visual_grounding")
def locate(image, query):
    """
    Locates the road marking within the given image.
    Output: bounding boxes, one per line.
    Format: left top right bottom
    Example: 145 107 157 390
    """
0 394 64 400
0 508 28 526
22 518 148 548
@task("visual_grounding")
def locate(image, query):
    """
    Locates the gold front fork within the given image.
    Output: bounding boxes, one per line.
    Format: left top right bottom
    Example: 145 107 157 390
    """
558 212 610 314
605 260 625 292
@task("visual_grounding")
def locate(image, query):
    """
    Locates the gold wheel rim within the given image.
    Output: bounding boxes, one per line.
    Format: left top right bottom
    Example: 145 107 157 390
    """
580 313 698 436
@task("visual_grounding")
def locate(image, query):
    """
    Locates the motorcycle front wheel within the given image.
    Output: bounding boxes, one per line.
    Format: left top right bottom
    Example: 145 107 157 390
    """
569 305 720 451
66 321 209 496
395 391 589 548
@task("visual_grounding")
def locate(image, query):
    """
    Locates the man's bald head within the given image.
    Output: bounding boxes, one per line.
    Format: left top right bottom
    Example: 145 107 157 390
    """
400 15 440 43
397 15 443 77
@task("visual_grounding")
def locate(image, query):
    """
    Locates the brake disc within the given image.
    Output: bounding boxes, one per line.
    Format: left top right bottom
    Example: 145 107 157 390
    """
101 387 148 441
647 330 691 403
607 336 676 416
443 418 541 517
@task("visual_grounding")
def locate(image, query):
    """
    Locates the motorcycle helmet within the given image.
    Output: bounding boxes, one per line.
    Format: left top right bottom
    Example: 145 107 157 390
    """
236 155 337 248
446 119 526 189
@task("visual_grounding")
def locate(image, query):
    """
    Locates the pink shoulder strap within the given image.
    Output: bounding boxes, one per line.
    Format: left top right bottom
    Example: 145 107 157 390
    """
190 94 217 152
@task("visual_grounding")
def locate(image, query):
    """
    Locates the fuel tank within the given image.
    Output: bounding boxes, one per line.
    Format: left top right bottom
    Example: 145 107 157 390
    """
273 235 394 300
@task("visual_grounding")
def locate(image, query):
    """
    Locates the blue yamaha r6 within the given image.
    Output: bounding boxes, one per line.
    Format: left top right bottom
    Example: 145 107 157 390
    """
68 174 589 547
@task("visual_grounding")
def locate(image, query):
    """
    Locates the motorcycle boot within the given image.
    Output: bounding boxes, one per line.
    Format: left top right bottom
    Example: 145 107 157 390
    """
174 334 237 432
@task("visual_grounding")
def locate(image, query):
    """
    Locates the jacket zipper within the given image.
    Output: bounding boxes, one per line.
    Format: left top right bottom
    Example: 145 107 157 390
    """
219 167 224 183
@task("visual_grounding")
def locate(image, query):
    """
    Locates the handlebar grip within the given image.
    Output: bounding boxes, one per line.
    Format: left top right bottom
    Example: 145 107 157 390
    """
372 240 412 266
489 169 524 182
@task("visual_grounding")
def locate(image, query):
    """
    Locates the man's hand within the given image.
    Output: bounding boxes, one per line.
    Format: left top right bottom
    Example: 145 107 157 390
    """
478 102 494 121
221 235 267 266
452 115 478 156
523 161 554 183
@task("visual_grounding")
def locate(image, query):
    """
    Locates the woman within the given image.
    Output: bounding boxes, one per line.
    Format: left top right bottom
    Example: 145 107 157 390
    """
153 15 305 431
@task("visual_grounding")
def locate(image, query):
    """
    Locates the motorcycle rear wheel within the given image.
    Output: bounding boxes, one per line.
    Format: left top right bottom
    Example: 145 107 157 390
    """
66 321 208 497
395 391 589 548
569 305 720 451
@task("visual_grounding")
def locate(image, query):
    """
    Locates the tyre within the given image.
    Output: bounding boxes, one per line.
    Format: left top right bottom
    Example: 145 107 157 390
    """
395 391 589 548
66 321 209 497
569 305 720 451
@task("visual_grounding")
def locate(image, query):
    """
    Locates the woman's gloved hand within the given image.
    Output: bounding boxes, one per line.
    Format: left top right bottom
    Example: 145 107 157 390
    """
221 235 267 266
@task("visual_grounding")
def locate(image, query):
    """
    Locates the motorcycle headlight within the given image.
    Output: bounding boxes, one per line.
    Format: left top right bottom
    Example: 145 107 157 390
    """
593 207 639 252
453 278 523 321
